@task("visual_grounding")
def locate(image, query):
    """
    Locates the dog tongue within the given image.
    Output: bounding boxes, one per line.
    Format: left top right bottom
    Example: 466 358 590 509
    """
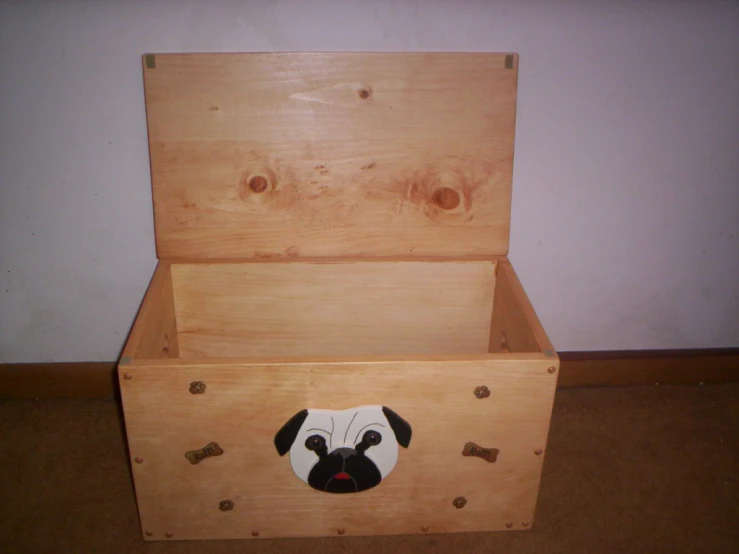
335 472 351 480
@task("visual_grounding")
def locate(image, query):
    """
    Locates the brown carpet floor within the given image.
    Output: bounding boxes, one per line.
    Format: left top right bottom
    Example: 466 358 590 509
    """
1 384 737 554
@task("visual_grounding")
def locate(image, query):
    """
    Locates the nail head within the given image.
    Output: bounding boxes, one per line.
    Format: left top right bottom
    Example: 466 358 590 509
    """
134 457 144 464
421 525 430 533
453 496 467 509
189 381 206 394
547 366 557 374
145 531 153 537
337 528 346 535
474 385 491 399
534 449 543 456
251 531 259 537
505 522 513 529
123 373 132 380
165 532 173 538
522 521 530 528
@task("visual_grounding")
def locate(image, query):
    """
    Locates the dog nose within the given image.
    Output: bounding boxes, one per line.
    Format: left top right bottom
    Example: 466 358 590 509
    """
333 448 356 459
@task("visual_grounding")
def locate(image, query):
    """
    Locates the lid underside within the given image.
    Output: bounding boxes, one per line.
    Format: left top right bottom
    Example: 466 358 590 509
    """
143 52 518 259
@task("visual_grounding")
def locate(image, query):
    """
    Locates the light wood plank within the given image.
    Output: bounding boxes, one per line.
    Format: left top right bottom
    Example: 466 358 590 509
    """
161 255 510 265
5 349 738 399
121 262 179 359
143 53 517 259
170 261 496 358
125 352 548 367
118 357 557 540
489 261 554 354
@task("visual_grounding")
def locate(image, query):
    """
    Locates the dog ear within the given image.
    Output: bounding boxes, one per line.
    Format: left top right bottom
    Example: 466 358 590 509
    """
274 409 309 456
382 406 412 448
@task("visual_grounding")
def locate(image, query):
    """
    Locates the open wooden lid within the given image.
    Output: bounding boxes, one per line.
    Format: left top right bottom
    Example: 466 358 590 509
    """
142 53 518 259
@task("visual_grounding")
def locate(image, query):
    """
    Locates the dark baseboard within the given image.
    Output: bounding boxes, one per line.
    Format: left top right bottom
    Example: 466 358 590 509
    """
1 349 737 399
556 348 739 387
0 362 119 400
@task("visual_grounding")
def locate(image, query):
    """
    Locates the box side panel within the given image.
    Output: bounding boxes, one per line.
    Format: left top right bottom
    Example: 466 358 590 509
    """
118 357 557 540
489 261 554 354
142 53 517 259
171 261 496 358
122 262 179 360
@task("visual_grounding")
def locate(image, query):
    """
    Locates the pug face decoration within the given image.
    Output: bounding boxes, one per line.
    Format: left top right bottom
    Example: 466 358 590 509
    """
274 406 412 494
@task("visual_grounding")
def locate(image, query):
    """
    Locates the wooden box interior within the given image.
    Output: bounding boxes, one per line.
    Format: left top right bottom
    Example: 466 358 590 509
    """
123 257 550 362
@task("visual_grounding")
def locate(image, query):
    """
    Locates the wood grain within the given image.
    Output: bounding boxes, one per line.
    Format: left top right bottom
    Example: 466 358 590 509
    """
121 262 179 359
489 261 554 354
3 349 737 399
118 356 557 540
170 261 496 358
142 53 518 259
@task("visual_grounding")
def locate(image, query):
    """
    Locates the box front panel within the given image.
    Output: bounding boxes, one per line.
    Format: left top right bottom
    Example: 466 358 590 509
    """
119 356 557 540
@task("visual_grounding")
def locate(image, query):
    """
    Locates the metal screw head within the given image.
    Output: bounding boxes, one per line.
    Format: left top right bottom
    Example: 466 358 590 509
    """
134 457 144 464
251 531 259 537
505 522 513 529
453 496 467 509
165 532 173 538
547 366 557 374
145 531 153 537
474 386 491 399
123 373 133 380
421 525 430 533
189 381 206 394
219 500 234 511
337 528 346 535
534 449 543 456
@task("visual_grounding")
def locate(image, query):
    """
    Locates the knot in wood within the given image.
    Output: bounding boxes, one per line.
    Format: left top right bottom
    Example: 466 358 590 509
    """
432 187 460 210
248 175 269 193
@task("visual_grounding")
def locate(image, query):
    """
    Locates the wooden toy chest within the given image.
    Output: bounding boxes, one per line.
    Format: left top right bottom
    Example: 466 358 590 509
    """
119 52 558 541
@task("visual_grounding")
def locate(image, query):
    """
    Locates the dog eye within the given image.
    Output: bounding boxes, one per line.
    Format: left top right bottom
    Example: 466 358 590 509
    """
305 435 326 451
363 431 382 446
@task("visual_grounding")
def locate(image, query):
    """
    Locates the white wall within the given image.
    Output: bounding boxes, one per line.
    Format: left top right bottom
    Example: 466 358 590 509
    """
1 0 737 363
